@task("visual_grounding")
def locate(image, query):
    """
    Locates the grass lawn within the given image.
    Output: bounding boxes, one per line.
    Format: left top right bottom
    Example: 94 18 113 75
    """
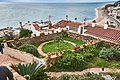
42 41 74 54
63 37 85 45
31 42 42 47
31 36 85 48
89 57 120 68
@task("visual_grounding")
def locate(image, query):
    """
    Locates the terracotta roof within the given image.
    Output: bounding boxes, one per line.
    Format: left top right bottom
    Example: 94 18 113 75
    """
53 20 82 28
54 20 120 43
85 25 120 43
33 23 40 30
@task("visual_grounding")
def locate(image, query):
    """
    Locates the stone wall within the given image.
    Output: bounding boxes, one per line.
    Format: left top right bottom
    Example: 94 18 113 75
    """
96 41 120 50
6 32 64 47
67 31 98 43
67 31 120 50
6 31 120 50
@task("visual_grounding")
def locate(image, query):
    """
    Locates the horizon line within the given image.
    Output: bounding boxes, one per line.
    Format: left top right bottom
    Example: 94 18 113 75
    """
0 1 116 3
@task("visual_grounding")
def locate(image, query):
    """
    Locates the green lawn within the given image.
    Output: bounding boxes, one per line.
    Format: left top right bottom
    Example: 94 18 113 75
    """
31 42 42 47
63 37 85 45
42 41 74 54
31 36 85 48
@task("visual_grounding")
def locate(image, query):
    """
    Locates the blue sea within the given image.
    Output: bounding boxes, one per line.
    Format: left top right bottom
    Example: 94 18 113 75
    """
0 2 114 28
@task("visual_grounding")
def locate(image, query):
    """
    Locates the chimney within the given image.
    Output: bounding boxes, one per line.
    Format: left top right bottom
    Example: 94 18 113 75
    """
92 20 96 27
74 18 77 22
66 15 68 20
28 21 30 23
104 23 108 29
20 22 23 29
41 20 43 24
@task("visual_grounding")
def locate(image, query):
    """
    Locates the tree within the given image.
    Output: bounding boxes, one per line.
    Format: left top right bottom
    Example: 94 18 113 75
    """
19 29 33 38
11 63 48 80
48 23 52 29
17 44 40 57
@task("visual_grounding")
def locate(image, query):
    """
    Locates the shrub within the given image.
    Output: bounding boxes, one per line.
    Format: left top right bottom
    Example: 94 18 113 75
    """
99 47 120 61
17 44 39 57
19 29 33 38
99 47 114 60
49 51 88 71
49 73 105 80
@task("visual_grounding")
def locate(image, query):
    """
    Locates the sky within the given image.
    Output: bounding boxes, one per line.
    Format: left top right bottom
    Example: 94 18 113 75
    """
0 0 118 3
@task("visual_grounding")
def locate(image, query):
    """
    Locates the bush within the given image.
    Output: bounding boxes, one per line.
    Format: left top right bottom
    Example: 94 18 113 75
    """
49 73 105 80
49 51 88 71
99 47 120 61
19 29 33 38
99 47 114 60
17 44 39 57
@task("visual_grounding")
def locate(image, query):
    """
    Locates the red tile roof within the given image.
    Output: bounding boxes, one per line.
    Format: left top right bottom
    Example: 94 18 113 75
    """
33 23 40 30
53 20 82 28
54 20 120 44
85 25 120 43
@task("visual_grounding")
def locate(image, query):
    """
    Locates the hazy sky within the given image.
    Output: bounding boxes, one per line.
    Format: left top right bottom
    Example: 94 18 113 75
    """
0 0 118 3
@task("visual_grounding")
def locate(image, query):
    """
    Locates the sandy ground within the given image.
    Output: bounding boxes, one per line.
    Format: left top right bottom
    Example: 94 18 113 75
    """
87 8 108 27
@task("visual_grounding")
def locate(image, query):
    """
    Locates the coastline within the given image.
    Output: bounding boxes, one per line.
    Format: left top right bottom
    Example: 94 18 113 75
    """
87 7 108 27
88 1 115 26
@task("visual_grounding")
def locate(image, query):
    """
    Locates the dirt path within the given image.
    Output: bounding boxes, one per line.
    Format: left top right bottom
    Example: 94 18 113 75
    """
47 68 120 77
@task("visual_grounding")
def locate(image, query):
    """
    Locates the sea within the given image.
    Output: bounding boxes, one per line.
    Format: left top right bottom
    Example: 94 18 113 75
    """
0 2 115 29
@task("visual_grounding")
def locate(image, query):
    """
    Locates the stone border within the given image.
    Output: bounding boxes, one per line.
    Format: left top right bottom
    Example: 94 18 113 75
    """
37 40 76 57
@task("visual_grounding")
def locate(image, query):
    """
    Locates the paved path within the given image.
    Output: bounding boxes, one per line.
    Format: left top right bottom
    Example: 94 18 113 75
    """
37 40 76 58
47 68 120 77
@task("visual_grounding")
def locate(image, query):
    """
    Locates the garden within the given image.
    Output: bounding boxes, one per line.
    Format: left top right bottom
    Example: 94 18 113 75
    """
17 34 85 57
9 29 120 80
48 42 120 72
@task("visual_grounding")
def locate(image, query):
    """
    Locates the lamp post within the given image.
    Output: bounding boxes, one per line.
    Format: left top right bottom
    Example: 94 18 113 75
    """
84 18 87 27
49 15 51 21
